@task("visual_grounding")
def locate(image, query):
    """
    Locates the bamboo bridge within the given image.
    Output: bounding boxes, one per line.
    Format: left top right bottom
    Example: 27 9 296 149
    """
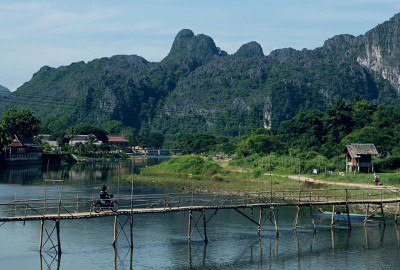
1 186 400 256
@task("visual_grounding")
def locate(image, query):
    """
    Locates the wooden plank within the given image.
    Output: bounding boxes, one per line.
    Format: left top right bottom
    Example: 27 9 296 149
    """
1 198 400 222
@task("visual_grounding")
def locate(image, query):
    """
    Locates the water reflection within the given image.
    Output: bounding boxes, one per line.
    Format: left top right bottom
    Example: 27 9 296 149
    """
0 157 168 186
39 252 61 270
1 158 399 269
20 210 400 270
113 247 133 270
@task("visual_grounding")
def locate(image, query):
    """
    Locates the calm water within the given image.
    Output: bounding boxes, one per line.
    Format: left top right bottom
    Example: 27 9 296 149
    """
0 158 399 270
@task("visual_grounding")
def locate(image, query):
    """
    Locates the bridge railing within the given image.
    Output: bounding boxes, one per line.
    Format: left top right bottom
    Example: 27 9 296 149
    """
0 186 398 219
0 195 96 219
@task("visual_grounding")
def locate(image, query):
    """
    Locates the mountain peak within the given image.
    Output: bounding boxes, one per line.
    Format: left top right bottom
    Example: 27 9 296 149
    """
163 29 226 65
0 84 11 97
234 41 264 57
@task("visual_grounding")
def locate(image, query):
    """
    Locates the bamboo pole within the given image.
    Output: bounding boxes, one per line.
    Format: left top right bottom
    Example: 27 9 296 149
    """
130 215 133 248
76 194 80 213
112 216 118 247
331 205 335 229
202 209 208 244
188 210 192 241
271 207 279 237
294 206 300 229
364 204 370 225
55 219 62 255
188 240 192 269
345 190 352 230
257 208 263 238
39 219 44 253
380 203 386 228
309 205 316 232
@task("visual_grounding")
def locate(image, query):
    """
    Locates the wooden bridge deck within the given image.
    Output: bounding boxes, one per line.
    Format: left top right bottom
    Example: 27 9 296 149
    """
1 187 400 255
1 187 399 222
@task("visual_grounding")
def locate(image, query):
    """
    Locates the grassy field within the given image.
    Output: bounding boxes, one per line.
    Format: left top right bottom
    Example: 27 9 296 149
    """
306 170 400 187
115 155 400 216
118 155 400 195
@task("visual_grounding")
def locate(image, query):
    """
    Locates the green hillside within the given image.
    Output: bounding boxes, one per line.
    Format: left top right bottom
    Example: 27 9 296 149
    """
0 14 399 148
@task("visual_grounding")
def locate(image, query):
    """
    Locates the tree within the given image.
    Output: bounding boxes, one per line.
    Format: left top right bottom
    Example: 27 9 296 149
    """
278 110 325 151
0 107 41 144
352 99 376 129
170 133 218 154
121 127 138 145
236 129 283 157
323 98 354 145
341 126 392 154
72 124 108 142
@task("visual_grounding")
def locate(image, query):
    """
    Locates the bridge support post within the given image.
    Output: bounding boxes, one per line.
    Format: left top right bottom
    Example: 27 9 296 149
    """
294 205 315 232
258 208 263 238
345 190 352 230
294 206 300 229
110 215 134 248
55 219 62 256
345 204 352 230
38 219 62 255
187 209 214 243
395 203 400 225
270 207 279 237
202 209 208 244
39 219 44 253
112 216 118 247
309 205 316 232
188 210 192 241
380 203 386 228
130 214 134 248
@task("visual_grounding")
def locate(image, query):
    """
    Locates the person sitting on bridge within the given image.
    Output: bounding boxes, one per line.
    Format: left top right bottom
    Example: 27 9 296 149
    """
100 185 111 205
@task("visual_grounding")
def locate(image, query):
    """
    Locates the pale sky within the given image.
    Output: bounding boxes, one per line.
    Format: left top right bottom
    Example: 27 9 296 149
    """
1 0 399 91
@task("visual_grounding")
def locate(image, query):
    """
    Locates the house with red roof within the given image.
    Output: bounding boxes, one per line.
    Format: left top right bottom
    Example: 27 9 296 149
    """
107 136 131 152
1 136 43 164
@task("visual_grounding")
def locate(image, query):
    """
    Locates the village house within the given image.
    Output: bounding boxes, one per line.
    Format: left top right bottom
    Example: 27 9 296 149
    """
343 143 379 173
1 136 43 164
107 136 131 152
132 145 147 155
69 135 101 146
37 134 59 149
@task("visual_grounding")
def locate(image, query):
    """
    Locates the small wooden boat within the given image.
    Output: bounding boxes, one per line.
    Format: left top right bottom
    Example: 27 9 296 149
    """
314 209 382 222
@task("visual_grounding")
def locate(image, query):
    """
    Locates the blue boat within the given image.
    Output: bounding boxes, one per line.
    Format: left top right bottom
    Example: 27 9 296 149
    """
314 209 382 222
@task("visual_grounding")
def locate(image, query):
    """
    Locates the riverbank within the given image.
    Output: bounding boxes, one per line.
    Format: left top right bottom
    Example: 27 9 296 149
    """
119 156 400 198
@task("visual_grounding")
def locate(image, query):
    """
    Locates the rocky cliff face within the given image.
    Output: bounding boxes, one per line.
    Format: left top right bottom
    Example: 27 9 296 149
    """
356 13 400 93
0 13 399 140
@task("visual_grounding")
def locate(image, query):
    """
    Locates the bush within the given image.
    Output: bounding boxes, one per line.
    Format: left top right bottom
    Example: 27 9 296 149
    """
150 155 224 176
374 155 400 171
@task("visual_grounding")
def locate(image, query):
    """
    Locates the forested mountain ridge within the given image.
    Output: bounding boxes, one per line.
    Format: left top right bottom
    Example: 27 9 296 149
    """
0 85 10 97
0 13 399 147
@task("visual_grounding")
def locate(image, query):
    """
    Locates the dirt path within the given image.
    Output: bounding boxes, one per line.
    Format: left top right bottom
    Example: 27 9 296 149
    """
214 157 399 193
288 175 399 192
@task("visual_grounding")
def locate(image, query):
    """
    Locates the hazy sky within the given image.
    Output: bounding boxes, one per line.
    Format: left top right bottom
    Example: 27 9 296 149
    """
1 0 399 91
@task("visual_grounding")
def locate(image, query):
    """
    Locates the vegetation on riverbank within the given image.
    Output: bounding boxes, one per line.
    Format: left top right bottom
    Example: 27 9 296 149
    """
118 155 304 194
117 155 400 199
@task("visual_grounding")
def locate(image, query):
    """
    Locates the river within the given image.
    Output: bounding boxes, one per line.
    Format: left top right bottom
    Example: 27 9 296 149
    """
0 157 399 270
